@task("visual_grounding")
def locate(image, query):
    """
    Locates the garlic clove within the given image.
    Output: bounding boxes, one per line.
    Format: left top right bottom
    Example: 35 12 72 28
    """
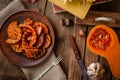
87 70 98 77
87 63 97 72
78 29 86 37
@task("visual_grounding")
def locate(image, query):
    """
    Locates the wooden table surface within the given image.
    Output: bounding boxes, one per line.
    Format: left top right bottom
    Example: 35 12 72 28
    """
0 0 120 80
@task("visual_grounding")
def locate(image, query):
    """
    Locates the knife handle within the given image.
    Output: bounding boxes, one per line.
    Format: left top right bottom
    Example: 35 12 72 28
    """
68 35 81 60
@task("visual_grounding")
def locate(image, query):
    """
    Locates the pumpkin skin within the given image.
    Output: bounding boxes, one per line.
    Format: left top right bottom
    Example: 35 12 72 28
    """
87 25 120 78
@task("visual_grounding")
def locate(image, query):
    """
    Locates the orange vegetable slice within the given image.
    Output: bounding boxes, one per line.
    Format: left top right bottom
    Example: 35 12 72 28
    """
87 25 120 78
42 34 51 48
6 21 22 44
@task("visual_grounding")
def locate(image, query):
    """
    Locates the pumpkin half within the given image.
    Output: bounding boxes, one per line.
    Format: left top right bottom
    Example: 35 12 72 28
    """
87 25 120 78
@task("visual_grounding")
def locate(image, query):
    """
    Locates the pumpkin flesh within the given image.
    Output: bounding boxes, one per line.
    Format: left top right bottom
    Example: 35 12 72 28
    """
87 25 120 78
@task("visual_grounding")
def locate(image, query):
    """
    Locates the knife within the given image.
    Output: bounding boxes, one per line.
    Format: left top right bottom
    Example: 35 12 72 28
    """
68 35 88 80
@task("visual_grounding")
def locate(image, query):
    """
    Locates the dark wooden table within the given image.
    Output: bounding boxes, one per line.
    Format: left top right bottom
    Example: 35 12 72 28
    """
0 0 120 80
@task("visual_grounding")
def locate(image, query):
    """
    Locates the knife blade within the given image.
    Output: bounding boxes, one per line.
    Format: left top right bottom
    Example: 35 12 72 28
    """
68 35 88 80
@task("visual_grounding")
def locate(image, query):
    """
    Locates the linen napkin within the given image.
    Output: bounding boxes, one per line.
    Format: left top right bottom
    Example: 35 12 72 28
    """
0 0 66 80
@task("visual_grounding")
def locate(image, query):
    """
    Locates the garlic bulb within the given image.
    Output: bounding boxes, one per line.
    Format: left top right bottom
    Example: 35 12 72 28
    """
87 62 105 80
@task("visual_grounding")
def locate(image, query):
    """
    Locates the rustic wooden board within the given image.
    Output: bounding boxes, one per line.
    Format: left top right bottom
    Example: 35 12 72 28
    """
90 0 120 12
73 3 120 79
1 0 120 80
68 24 119 80
68 24 87 80
84 26 99 80
68 25 100 80
45 1 74 75
99 57 111 80
68 53 81 80
75 11 120 28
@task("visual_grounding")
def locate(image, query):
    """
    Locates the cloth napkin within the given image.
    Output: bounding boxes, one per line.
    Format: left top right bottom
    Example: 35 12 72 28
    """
0 0 66 80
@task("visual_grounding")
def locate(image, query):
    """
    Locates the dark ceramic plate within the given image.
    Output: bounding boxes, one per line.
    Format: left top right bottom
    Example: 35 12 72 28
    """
0 10 55 67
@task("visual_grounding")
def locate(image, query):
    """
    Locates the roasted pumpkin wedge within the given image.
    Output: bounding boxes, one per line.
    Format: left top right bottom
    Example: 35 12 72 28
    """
34 33 44 48
42 34 51 48
87 25 120 78
6 21 22 44
33 22 48 34
11 42 22 52
20 24 37 47
23 18 33 25
6 18 52 59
